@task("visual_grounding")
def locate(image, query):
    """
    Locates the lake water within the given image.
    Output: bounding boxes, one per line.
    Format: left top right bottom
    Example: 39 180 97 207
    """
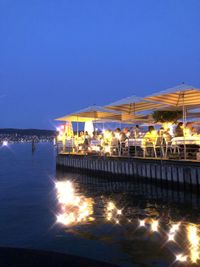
0 143 200 266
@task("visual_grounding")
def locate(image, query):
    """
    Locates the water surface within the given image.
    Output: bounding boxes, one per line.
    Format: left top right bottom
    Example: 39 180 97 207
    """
0 143 200 266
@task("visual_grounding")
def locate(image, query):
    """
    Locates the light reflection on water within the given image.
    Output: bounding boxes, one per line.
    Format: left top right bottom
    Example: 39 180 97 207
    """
1 144 200 266
55 174 200 266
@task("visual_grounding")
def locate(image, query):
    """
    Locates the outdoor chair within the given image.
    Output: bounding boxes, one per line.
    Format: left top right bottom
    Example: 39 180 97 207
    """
110 139 119 156
143 141 157 158
164 140 173 158
143 137 165 158
65 139 74 153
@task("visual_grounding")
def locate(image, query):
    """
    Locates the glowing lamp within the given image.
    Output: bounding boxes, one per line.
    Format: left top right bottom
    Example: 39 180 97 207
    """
2 141 8 146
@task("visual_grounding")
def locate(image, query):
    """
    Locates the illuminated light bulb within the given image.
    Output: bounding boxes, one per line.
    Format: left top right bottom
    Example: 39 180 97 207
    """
115 219 119 224
175 254 187 262
2 141 8 146
139 219 145 227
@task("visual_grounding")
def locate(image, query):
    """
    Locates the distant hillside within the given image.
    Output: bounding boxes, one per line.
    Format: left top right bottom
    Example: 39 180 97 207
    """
0 128 56 136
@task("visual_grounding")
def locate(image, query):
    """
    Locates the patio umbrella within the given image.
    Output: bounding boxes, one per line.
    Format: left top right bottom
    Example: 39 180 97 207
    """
55 105 147 123
105 96 163 113
144 84 200 122
144 84 200 159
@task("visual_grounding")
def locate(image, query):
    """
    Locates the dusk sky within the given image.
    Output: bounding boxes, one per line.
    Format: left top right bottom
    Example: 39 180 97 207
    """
0 0 200 129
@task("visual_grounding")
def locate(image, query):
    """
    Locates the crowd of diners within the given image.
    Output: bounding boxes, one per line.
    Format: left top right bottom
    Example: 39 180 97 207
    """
57 121 200 158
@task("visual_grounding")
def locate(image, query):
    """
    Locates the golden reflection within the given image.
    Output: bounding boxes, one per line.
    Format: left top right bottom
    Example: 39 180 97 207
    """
105 201 122 223
187 224 200 264
139 219 145 227
55 181 94 226
175 254 187 262
167 222 180 242
54 188 200 265
151 219 159 232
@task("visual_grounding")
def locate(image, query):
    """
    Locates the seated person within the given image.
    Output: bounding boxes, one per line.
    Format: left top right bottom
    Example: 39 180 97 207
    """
111 132 118 146
120 128 129 141
175 122 184 137
132 125 140 138
102 130 112 146
142 126 158 147
91 131 98 140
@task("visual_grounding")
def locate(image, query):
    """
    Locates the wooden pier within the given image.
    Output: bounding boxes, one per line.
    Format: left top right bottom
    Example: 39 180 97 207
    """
56 153 200 192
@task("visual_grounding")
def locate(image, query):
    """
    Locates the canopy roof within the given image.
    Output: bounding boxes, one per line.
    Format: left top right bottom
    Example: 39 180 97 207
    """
105 95 163 113
55 105 149 123
55 115 95 122
144 84 200 108
55 105 122 121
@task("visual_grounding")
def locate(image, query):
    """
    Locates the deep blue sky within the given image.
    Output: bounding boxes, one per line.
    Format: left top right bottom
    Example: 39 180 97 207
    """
0 0 200 129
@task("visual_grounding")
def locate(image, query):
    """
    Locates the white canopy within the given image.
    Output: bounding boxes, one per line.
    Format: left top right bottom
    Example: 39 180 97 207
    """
105 95 163 113
144 84 200 109
55 105 147 123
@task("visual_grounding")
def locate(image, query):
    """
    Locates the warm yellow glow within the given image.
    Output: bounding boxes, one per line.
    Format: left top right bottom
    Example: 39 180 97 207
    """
151 220 159 232
106 212 112 221
117 209 122 215
55 181 94 226
187 224 200 263
167 222 180 242
175 254 187 262
104 130 112 140
139 219 145 227
104 145 111 153
107 201 116 211
184 128 191 137
168 233 175 242
90 145 100 152
105 201 122 222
